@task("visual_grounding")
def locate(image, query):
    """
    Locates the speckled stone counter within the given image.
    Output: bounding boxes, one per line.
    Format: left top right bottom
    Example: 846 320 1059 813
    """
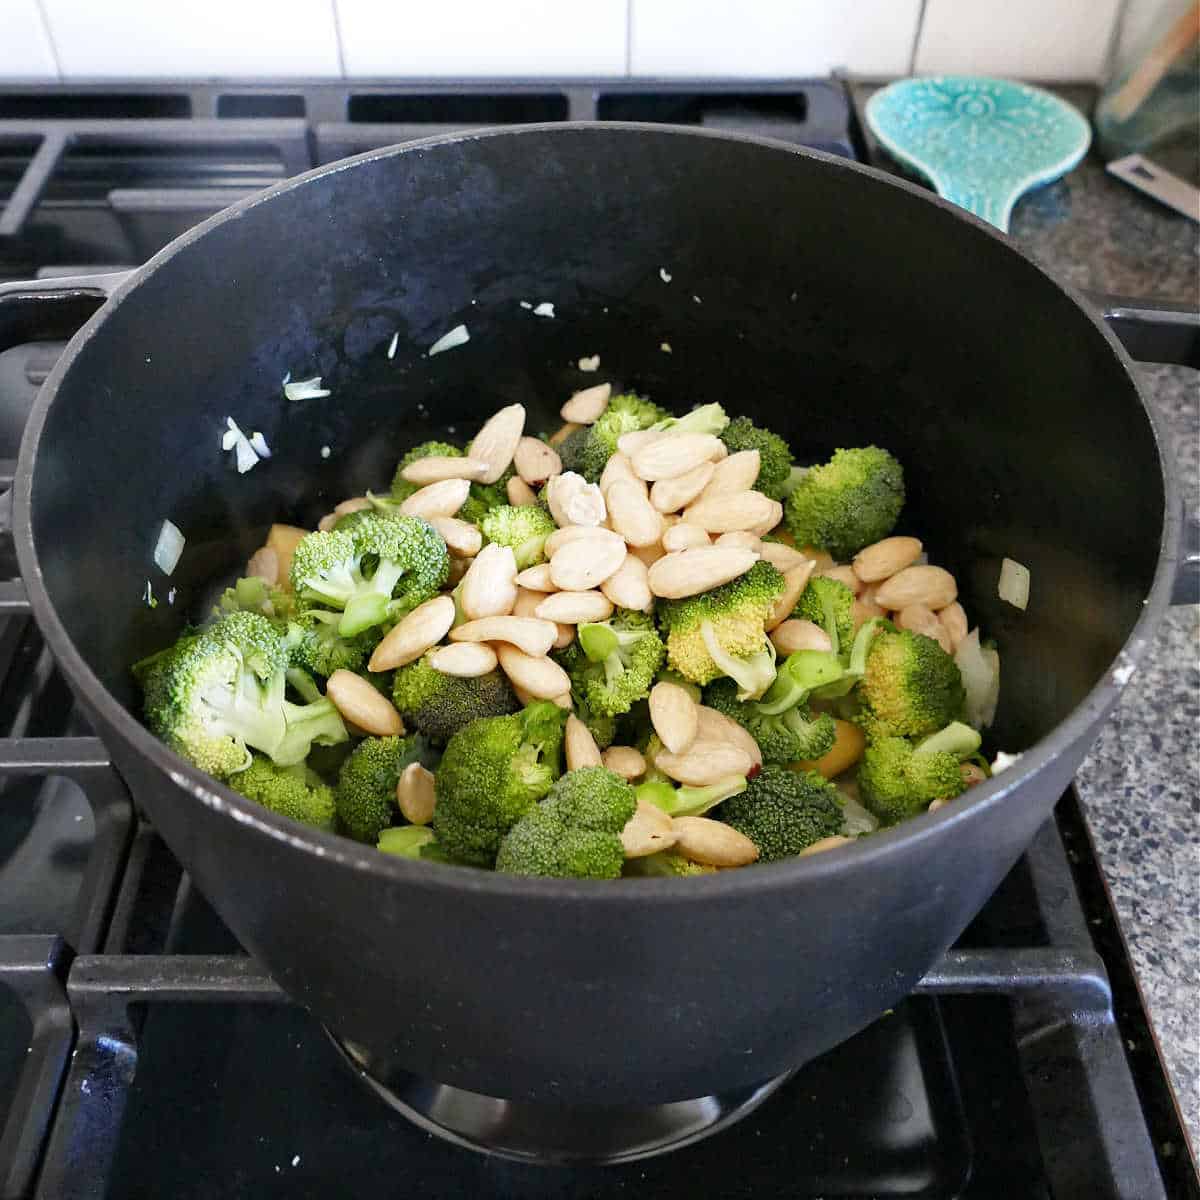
851 81 1200 1151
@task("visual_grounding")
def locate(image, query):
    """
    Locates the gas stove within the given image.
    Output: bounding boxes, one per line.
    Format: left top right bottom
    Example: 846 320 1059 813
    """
0 80 1194 1200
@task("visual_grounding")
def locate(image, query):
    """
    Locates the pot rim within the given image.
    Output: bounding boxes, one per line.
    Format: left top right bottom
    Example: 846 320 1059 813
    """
12 121 1180 902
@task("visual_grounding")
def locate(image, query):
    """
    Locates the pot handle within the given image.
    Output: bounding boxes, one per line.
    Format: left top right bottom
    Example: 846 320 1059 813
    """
1092 293 1200 605
0 270 133 356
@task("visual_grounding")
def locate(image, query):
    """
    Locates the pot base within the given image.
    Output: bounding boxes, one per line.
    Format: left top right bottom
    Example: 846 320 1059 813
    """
328 1030 794 1165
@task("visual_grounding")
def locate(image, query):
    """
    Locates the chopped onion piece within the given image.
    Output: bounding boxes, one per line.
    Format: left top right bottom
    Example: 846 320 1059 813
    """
428 324 470 356
167 588 177 606
320 445 331 459
283 376 331 402
955 629 1000 728
248 431 271 458
143 580 156 608
519 300 532 310
386 331 399 360
153 519 185 576
836 779 879 836
533 302 555 318
998 557 1030 610
660 342 672 353
220 427 239 451
234 440 258 473
578 354 600 372
991 751 1022 775
659 268 672 283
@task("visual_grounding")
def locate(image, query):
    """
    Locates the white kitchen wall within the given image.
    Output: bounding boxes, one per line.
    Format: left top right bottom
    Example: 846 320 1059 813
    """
3 0 1131 81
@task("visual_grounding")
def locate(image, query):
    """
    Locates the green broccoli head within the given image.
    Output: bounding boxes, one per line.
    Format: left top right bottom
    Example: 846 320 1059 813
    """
784 446 905 560
391 651 519 743
335 734 425 843
551 645 619 748
719 416 794 501
459 466 517 526
717 765 843 861
228 754 335 830
390 440 463 502
657 560 785 698
623 851 717 877
793 576 855 657
495 766 637 879
433 702 567 866
478 504 557 569
138 611 347 779
285 610 377 678
213 575 296 627
290 513 449 639
558 392 669 481
567 609 666 718
857 723 981 825
858 629 965 740
703 675 837 765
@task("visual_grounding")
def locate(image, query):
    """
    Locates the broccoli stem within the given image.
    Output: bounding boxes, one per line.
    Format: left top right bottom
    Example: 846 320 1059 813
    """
700 622 777 701
758 650 843 714
914 721 981 760
339 592 390 637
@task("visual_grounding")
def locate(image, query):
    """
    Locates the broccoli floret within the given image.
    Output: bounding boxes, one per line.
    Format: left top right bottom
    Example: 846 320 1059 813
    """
478 504 557 569
858 628 965 740
390 440 463 502
719 417 793 501
335 734 425 843
213 575 296 626
568 610 666 718
377 825 437 858
228 754 335 830
558 392 669 482
635 774 747 817
459 466 516 527
657 560 785 698
623 851 717 877
794 576 855 658
290 513 449 638
648 402 729 436
704 675 837 765
857 722 981 825
717 765 843 861
138 612 348 778
784 446 905 560
433 702 567 866
285 610 377 678
391 651 519 742
495 766 636 879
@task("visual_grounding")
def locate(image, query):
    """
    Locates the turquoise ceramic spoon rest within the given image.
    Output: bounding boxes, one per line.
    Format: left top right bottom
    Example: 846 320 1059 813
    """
865 76 1091 232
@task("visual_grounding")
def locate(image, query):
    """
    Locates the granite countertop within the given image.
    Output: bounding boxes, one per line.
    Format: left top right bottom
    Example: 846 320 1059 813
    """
850 82 1200 1154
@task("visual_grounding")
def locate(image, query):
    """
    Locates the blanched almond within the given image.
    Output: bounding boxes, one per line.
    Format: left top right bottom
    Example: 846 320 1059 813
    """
632 542 666 568
513 588 573 645
695 705 762 766
599 451 645 498
770 618 832 655
602 746 646 780
515 563 556 592
266 524 306 585
513 437 562 486
399 477 471 519
246 546 279 585
616 429 665 458
766 560 817 631
396 763 436 825
495 643 571 700
799 835 853 857
896 604 953 654
548 421 581 447
428 641 498 677
695 449 760 502
536 590 613 624
672 816 758 867
750 500 784 538
506 476 539 506
800 544 835 570
546 472 606 528
549 534 627 590
317 513 338 532
715 531 763 552
565 714 603 769
661 523 711 552
853 536 923 583
650 681 699 754
939 601 969 651
600 554 654 612
631 433 724 481
334 496 372 516
446 556 471 587
450 616 557 657
326 670 404 736
874 565 957 612
561 381 611 424
459 543 518 621
368 595 456 671
851 595 887 631
683 490 780 534
544 524 617 558
606 480 665 547
816 564 862 595
551 622 576 650
428 515 482 558
760 540 808 572
655 740 754 786
648 547 757 600
467 403 525 484
620 799 678 858
650 461 715 513
400 456 489 485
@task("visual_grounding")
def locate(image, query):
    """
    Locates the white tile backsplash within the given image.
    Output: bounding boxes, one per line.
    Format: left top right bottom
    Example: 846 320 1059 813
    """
915 0 1122 81
0 0 59 79
630 0 922 77
335 0 627 77
42 0 343 78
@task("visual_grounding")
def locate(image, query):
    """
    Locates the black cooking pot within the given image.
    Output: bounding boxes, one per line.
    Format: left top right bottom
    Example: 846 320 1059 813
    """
2 125 1196 1158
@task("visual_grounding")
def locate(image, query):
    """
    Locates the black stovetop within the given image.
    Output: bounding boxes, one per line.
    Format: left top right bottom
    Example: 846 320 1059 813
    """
0 78 1195 1200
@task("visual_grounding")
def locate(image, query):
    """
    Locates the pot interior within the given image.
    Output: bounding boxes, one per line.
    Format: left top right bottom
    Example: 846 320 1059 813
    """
26 126 1163 755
